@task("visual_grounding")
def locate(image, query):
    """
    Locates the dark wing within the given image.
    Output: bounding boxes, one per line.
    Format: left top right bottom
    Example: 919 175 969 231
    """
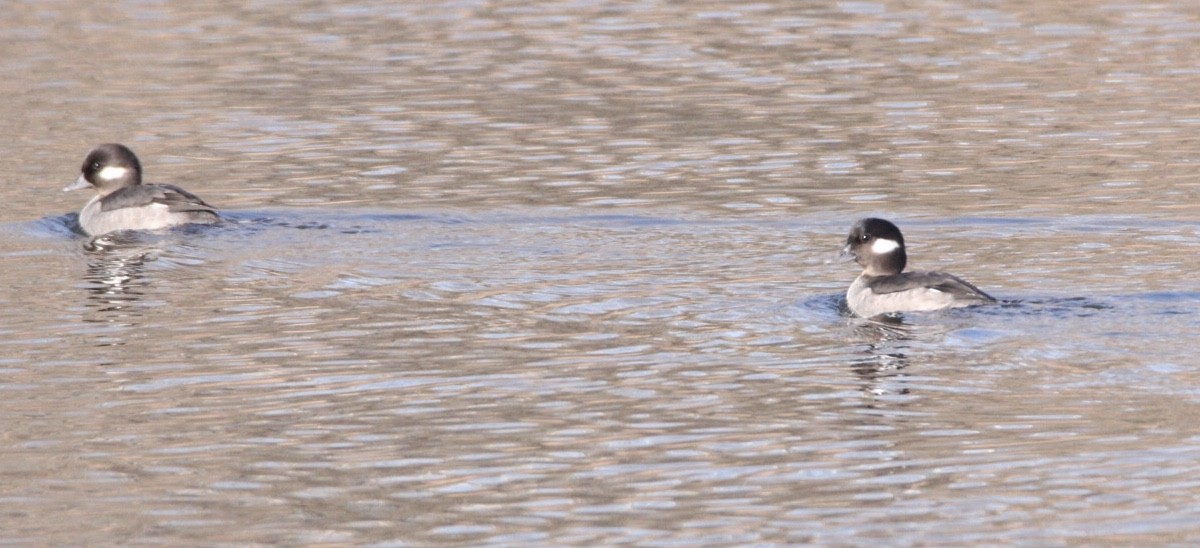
101 184 218 216
154 184 219 215
870 271 995 301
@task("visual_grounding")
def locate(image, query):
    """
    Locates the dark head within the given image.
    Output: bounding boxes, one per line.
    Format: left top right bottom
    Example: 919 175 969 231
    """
841 217 907 276
64 143 143 196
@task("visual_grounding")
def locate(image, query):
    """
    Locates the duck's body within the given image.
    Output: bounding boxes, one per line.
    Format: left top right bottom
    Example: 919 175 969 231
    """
66 144 219 236
842 218 994 318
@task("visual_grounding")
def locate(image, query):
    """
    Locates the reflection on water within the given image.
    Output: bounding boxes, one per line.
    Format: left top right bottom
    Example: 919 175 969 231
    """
4 0 1200 544
82 235 153 323
848 316 913 397
19 210 1200 545
8 207 1200 545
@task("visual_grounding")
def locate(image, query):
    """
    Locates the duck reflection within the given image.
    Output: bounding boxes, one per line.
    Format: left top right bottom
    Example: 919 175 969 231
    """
848 314 913 398
81 233 158 322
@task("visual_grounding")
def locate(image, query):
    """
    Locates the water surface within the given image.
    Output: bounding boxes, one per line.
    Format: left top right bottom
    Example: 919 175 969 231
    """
3 0 1200 544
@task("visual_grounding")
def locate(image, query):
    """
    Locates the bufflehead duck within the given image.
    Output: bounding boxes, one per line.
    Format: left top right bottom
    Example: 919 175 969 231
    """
64 143 220 236
841 218 995 318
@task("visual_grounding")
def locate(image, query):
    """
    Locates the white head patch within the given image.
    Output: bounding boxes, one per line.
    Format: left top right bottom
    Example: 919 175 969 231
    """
98 166 129 181
871 238 900 254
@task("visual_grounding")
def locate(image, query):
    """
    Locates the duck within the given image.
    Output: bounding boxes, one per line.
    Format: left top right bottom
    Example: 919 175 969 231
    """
64 143 220 236
841 217 995 318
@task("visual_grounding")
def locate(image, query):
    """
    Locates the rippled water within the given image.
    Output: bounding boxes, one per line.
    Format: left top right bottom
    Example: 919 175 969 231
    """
4 0 1200 544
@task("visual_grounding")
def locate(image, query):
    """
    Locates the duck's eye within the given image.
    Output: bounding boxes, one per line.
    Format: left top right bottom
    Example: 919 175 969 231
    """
859 234 870 242
91 162 102 170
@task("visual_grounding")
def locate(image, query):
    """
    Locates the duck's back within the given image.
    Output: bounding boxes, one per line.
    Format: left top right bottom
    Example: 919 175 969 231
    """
847 271 994 317
80 184 219 236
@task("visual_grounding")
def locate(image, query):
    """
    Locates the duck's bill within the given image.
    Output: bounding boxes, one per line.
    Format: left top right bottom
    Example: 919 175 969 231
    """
63 174 90 192
827 243 855 265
